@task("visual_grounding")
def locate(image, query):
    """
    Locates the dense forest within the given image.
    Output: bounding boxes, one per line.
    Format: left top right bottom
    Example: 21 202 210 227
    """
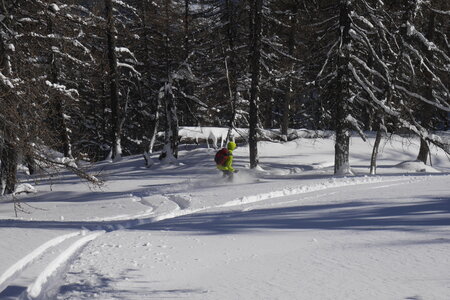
0 0 449 194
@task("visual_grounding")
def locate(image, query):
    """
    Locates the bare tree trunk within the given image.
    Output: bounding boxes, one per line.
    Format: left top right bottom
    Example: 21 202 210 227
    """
248 0 262 169
416 9 437 164
159 0 178 161
224 0 239 143
47 14 73 159
370 129 383 175
159 82 179 160
263 94 273 129
281 81 292 141
147 91 161 155
281 3 298 140
25 154 35 175
417 138 430 164
224 56 237 142
334 108 350 175
184 0 190 59
0 134 17 195
105 0 122 161
334 1 352 175
140 0 160 156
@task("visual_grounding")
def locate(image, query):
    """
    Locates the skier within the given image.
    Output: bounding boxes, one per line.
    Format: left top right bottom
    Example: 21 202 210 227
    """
215 141 238 180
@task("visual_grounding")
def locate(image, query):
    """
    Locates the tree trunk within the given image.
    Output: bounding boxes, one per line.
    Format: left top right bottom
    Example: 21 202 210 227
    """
225 0 239 143
53 97 73 158
281 4 298 139
416 9 437 165
50 59 72 159
0 133 17 195
158 0 178 161
417 138 430 164
224 56 237 142
370 129 383 175
0 14 17 194
105 0 122 161
148 95 161 154
25 154 36 175
145 78 161 156
184 0 190 59
280 81 291 139
140 0 160 155
248 0 262 169
334 1 352 175
159 82 179 161
281 81 292 141
47 11 73 159
334 107 350 175
263 95 273 129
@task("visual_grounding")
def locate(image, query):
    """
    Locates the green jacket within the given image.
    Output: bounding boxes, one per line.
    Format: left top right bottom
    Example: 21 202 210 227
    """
216 150 234 172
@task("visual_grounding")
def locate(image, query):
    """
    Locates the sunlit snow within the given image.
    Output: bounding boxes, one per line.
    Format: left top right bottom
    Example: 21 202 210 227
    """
1 131 449 299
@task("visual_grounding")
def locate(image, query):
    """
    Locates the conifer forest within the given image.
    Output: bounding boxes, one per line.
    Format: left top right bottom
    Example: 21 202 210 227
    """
0 0 449 194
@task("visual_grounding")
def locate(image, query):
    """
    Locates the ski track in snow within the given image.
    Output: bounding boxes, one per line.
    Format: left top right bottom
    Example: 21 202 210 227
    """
0 230 105 300
93 174 424 225
166 194 192 210
0 232 81 293
219 175 423 208
0 174 431 299
25 231 105 300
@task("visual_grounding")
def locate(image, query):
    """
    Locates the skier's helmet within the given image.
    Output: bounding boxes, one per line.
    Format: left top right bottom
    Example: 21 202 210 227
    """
227 141 237 151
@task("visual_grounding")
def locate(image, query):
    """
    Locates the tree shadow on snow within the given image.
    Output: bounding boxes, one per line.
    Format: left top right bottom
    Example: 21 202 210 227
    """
57 268 207 298
0 285 27 299
135 196 450 235
1 195 449 237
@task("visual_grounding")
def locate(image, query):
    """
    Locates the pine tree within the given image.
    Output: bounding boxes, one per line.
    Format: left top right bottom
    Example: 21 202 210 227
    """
312 1 357 175
192 0 250 131
393 0 450 163
0 0 102 194
0 2 16 194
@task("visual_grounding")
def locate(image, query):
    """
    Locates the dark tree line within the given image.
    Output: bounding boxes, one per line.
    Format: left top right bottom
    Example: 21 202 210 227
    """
0 0 448 194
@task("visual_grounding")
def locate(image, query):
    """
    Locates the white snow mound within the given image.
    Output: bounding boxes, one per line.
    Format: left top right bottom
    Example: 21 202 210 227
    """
14 183 37 195
395 160 440 173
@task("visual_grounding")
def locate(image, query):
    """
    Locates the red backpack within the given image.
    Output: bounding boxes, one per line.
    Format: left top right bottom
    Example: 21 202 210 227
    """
214 148 230 166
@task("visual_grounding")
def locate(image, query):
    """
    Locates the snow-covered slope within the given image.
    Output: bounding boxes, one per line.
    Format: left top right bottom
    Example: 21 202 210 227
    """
0 134 449 299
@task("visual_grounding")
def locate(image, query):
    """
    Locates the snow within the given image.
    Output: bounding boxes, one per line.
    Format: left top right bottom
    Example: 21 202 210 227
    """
395 160 441 173
49 4 60 13
0 72 14 88
13 184 37 195
179 127 232 148
117 62 141 76
27 231 104 298
0 232 80 293
0 132 449 299
45 80 79 99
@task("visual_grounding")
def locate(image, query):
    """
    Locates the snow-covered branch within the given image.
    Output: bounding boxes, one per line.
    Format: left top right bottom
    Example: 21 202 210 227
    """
394 85 450 112
117 63 141 77
45 81 79 101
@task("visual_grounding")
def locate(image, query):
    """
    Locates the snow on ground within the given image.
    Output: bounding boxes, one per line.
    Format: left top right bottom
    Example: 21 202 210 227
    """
0 133 449 299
